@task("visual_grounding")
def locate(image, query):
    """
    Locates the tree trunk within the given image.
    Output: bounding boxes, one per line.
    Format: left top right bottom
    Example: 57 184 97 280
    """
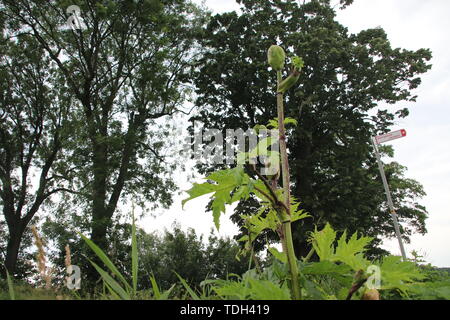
90 139 109 251
4 221 26 277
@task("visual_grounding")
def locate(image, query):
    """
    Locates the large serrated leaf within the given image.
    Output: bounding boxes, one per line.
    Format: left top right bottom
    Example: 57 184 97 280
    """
379 256 426 291
333 230 372 271
182 167 248 230
310 223 337 261
181 182 217 207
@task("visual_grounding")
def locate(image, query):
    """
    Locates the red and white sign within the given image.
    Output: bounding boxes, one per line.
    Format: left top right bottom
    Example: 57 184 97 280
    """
374 129 407 144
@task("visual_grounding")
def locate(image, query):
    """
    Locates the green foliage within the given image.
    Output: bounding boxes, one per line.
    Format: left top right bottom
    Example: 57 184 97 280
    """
70 216 248 295
379 256 426 292
190 0 432 260
149 274 175 300
299 224 447 300
308 222 374 273
404 266 450 300
175 272 201 300
1 0 208 277
291 56 305 70
266 117 298 129
203 271 291 300
0 279 60 300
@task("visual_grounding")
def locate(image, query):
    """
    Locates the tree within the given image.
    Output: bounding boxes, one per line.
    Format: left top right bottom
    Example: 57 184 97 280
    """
189 0 431 258
41 219 250 291
136 225 251 290
0 219 37 279
0 31 72 276
2 0 206 279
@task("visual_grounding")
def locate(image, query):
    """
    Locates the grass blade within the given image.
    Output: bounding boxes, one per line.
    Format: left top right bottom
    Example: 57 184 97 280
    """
175 272 200 300
103 281 122 300
89 259 130 300
5 269 15 300
79 233 131 292
160 284 175 300
150 274 161 299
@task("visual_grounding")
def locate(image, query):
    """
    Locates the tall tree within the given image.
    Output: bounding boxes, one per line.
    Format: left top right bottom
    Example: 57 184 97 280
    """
2 0 206 278
0 32 72 276
189 0 431 258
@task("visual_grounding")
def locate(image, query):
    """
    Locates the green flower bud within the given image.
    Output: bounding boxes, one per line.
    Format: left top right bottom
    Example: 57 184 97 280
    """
277 70 300 94
267 45 285 71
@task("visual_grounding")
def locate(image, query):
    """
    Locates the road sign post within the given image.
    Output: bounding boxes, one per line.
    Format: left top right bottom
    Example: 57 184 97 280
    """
372 130 408 261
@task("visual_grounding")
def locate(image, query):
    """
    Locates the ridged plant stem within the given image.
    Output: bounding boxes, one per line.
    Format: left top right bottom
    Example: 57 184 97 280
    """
276 70 301 300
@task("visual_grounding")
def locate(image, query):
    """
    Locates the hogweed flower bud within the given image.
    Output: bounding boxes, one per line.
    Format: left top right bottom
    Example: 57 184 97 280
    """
267 45 286 71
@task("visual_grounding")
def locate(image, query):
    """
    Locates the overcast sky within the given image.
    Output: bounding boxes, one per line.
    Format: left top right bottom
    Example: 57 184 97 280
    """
141 0 450 267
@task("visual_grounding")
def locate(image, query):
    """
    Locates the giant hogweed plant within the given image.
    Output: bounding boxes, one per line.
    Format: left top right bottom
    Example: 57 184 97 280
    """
182 45 439 300
183 45 306 299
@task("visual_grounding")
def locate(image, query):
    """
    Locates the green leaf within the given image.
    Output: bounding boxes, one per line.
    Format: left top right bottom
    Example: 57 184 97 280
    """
89 259 131 300
379 256 426 291
268 247 287 264
290 198 310 222
284 117 298 127
333 230 372 271
237 235 249 242
231 183 251 203
266 117 298 129
245 208 279 236
247 278 291 300
292 56 305 70
159 284 176 300
208 279 247 300
310 223 337 261
181 182 217 207
182 167 248 230
309 224 372 271
104 281 122 300
175 272 201 300
150 274 161 299
149 274 175 300
301 260 352 276
248 137 275 159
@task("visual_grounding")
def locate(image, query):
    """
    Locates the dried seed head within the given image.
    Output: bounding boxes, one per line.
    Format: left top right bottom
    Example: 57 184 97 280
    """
31 225 53 290
65 244 72 269
267 45 285 71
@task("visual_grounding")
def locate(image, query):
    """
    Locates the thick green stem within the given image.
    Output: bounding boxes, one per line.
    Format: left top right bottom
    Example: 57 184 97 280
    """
303 247 316 262
276 70 301 300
